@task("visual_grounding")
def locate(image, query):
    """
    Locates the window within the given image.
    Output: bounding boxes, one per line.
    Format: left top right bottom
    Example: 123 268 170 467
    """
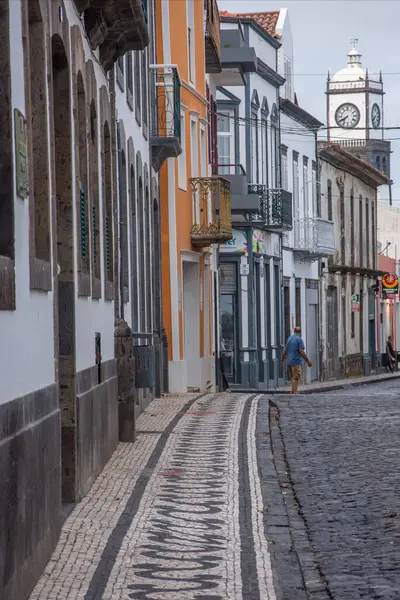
103 122 113 295
190 119 199 222
116 55 124 91
217 111 234 175
178 112 187 189
25 0 51 292
284 57 292 99
366 199 370 268
141 50 148 130
187 1 195 84
263 120 269 187
250 112 258 183
382 156 387 175
371 201 376 270
293 152 300 244
303 157 309 216
134 52 141 123
145 185 152 332
340 186 345 264
119 147 129 300
271 120 278 187
327 179 333 221
350 190 355 266
200 126 206 177
138 175 145 331
127 52 133 110
376 155 381 171
312 161 319 217
130 163 139 330
281 147 288 191
89 100 101 295
359 195 363 267
207 87 218 175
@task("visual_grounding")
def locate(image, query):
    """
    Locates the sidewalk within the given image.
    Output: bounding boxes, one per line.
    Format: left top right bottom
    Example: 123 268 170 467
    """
272 370 400 394
29 392 278 600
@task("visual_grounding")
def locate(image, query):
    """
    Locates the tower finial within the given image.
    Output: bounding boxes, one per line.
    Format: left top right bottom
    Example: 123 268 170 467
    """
350 37 358 49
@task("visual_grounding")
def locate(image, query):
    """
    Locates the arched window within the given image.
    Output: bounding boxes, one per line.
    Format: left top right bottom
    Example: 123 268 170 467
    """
145 183 152 332
327 179 333 221
89 99 101 296
26 0 50 291
376 155 381 171
103 122 113 291
130 162 138 330
120 148 129 301
138 174 145 331
77 72 90 291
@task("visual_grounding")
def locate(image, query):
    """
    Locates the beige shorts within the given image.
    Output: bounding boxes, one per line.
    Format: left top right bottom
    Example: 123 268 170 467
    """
288 365 302 381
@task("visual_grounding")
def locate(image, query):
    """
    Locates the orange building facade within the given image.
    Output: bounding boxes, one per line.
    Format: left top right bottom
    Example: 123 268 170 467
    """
155 0 229 392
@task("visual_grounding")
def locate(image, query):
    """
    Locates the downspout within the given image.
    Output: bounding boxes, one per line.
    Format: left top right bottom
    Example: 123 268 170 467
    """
110 69 120 321
117 124 125 321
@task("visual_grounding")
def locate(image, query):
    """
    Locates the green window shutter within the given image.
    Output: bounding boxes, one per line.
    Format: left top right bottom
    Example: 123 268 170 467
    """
80 185 87 261
105 214 111 275
92 204 97 265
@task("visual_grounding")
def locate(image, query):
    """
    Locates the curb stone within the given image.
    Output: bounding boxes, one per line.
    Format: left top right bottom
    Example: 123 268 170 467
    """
233 371 400 395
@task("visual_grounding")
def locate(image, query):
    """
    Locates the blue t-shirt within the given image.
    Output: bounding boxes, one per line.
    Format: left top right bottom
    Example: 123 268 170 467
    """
286 334 305 365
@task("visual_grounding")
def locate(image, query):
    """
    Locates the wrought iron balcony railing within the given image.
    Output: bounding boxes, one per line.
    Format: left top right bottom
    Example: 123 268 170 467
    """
190 177 232 248
150 65 182 171
247 186 293 230
292 217 335 262
204 0 222 73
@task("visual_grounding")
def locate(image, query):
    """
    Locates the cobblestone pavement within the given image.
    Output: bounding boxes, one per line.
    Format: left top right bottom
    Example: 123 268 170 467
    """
30 393 279 600
272 379 400 600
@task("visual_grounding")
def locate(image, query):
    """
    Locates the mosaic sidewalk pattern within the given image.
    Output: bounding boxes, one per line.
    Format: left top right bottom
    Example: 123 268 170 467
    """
29 393 276 600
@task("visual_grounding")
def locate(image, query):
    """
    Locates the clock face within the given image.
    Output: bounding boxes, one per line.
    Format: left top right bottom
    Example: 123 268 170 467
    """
335 103 360 129
371 103 381 129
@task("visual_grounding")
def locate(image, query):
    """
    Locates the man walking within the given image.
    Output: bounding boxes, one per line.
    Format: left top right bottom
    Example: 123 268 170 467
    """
281 326 312 394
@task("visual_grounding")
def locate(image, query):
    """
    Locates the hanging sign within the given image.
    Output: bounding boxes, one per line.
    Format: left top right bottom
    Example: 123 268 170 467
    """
382 273 398 294
351 293 360 312
240 263 249 276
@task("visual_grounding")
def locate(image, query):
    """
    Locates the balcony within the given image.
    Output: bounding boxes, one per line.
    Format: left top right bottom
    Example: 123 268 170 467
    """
247 186 293 230
217 164 261 216
190 177 232 248
75 0 149 71
213 29 257 87
293 217 335 262
150 65 182 172
204 0 222 73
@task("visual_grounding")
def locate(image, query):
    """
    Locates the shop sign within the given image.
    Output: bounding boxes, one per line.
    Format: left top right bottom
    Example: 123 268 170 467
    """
221 228 248 253
351 293 360 312
382 273 398 294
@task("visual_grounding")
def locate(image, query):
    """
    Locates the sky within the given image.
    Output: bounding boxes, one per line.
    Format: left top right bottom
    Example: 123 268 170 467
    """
218 0 400 203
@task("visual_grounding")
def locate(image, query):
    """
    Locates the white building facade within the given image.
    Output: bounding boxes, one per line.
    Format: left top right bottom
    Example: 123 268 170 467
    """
0 1 153 598
217 13 290 389
319 143 389 379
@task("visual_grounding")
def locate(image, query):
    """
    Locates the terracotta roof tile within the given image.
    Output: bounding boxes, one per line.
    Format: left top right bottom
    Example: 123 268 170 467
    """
219 10 280 38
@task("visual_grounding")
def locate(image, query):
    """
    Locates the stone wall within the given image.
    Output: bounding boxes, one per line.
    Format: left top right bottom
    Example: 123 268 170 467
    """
0 384 60 600
76 359 118 499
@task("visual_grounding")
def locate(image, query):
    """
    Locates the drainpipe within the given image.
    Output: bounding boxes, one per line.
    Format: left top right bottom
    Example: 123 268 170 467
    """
116 124 124 321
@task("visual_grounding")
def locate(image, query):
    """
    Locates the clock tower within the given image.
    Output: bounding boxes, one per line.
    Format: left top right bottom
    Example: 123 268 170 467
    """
327 42 391 177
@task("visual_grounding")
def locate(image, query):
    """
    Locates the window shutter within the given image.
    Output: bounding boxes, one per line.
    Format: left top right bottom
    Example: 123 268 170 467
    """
220 263 237 294
80 185 87 261
105 214 111 275
92 204 97 264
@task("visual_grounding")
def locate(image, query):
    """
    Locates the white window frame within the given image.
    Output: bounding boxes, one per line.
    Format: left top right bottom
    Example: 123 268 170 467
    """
178 112 187 190
190 118 199 223
187 1 195 85
217 110 234 175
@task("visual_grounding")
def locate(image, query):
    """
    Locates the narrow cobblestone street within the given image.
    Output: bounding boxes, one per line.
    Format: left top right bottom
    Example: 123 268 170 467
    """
29 382 400 600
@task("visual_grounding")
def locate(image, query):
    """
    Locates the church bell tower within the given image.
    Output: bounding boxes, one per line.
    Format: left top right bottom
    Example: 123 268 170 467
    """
326 40 391 177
